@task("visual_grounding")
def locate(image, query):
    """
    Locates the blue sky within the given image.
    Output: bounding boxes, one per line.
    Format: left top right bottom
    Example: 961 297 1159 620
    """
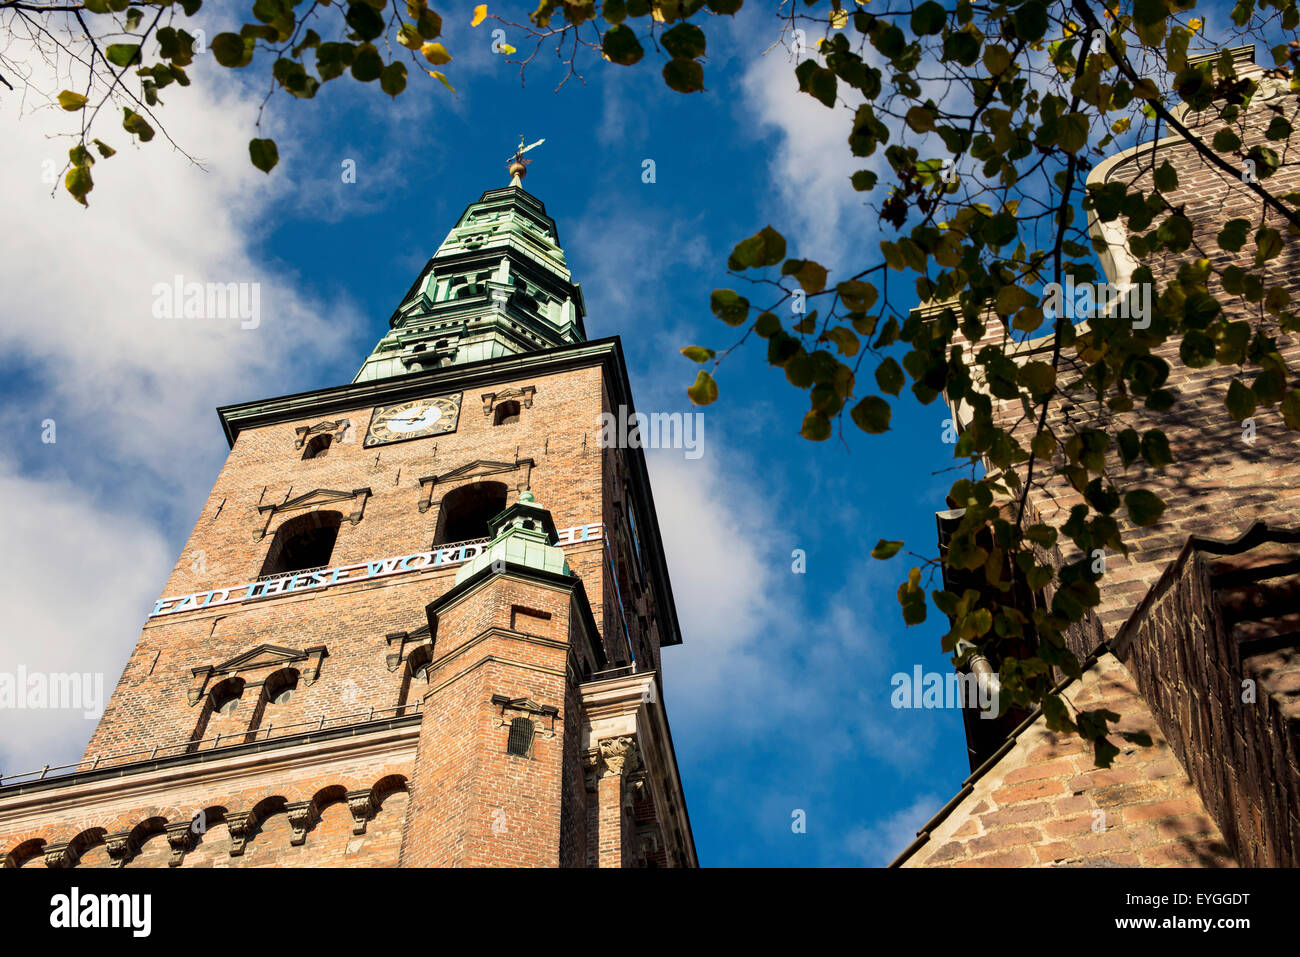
8 1 1263 866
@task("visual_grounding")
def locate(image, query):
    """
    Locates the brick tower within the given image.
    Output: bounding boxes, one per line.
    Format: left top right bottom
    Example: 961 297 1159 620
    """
896 46 1300 868
0 166 697 868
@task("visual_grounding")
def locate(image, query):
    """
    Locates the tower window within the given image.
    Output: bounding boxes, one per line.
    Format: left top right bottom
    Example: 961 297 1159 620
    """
494 400 521 426
507 717 534 757
260 511 342 578
265 669 299 706
433 482 507 546
302 434 332 460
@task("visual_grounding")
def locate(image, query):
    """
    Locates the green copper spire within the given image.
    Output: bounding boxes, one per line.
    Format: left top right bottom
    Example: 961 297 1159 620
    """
354 167 587 383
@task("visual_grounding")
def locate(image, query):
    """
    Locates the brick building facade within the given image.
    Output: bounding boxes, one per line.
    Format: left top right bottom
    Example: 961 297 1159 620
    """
0 169 697 868
896 46 1300 868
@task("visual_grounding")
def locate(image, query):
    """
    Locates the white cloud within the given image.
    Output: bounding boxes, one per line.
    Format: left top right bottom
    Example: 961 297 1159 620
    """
0 28 366 770
0 460 173 774
737 42 871 265
844 791 944 866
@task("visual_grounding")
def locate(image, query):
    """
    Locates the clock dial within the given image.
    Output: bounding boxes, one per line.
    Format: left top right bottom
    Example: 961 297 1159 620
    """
366 393 462 446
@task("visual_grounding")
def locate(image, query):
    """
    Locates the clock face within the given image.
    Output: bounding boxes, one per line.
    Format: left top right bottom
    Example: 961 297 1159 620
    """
366 394 462 447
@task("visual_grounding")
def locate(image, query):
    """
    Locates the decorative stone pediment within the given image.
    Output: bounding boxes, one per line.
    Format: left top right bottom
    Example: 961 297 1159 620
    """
188 644 327 704
417 458 534 512
254 487 371 541
293 419 352 450
385 626 431 672
491 694 558 742
481 385 536 417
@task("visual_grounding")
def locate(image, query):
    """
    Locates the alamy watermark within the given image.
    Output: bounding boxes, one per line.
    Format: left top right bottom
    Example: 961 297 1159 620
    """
151 275 261 329
1043 275 1151 329
891 665 1000 718
0 667 103 719
599 405 704 460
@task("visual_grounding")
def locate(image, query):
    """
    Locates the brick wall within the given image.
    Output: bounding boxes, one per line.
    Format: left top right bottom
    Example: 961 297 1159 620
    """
902 653 1234 867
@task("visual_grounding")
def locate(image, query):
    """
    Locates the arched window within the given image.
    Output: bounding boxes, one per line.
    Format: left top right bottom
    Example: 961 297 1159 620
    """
211 677 245 715
493 400 521 426
507 717 534 757
248 668 299 740
302 434 332 460
259 511 342 578
397 644 434 714
433 482 507 546
189 676 245 751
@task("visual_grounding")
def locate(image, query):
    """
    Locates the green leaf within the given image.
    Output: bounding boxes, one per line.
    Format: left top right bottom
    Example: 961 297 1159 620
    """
663 57 704 93
787 259 828 294
710 289 750 325
1226 378 1257 421
911 1 946 35
380 61 407 97
661 22 705 59
602 24 644 65
212 33 253 68
57 90 88 111
754 312 782 337
801 411 832 441
316 42 355 81
905 106 935 133
345 1 385 40
65 164 93 206
1212 128 1241 152
680 346 715 363
1140 430 1173 467
1019 360 1057 398
1266 116 1292 141
851 395 891 433
875 357 904 396
351 43 383 82
795 59 837 107
121 108 154 142
837 280 877 312
1012 1 1048 41
1217 218 1250 252
872 539 905 559
687 370 718 405
249 137 279 173
1256 227 1283 265
1153 160 1178 192
729 226 786 269
822 326 859 357
421 42 452 65
1124 489 1166 527
1056 113 1090 153
416 8 442 39
105 44 142 68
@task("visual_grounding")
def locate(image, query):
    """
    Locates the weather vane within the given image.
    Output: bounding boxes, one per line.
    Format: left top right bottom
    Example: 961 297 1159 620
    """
506 135 545 182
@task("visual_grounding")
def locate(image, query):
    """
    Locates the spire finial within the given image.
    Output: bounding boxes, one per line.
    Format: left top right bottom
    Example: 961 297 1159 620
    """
506 135 546 185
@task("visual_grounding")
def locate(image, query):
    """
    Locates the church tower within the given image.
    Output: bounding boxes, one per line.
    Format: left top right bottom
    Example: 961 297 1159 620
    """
0 162 697 869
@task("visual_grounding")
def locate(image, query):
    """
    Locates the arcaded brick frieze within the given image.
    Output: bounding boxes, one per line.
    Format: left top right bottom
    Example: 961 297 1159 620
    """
0 722 416 868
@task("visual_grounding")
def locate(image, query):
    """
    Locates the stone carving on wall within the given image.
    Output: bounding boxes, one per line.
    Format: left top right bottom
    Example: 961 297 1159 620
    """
253 487 371 541
293 419 352 450
188 644 327 705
